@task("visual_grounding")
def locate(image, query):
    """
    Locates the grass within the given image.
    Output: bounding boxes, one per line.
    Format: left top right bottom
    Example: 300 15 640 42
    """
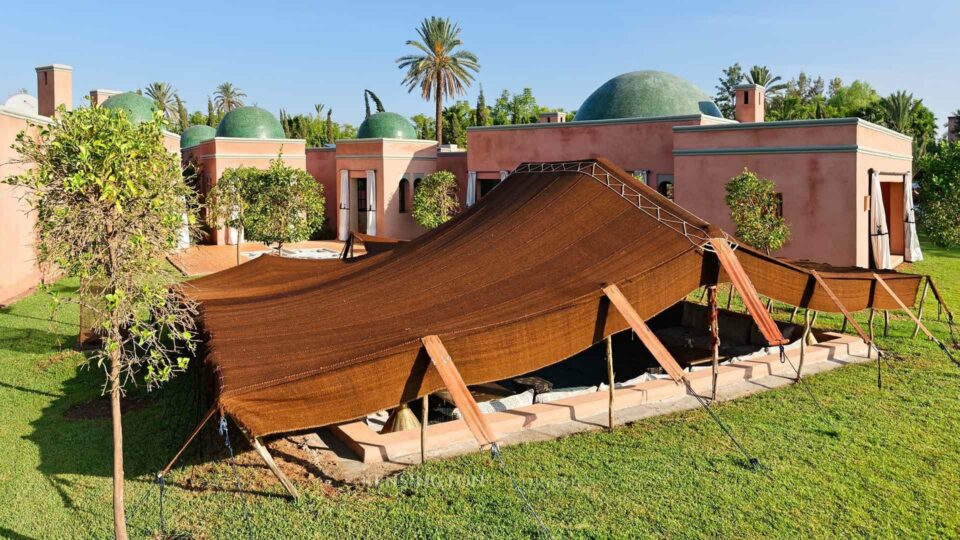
1 246 959 539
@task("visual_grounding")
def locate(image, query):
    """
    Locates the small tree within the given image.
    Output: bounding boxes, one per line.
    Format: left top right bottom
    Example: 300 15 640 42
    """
243 157 325 253
412 170 460 229
5 106 198 540
919 141 960 247
208 166 259 265
725 168 790 254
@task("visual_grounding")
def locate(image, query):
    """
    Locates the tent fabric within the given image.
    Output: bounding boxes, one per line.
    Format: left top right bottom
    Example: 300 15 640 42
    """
187 159 922 437
870 172 892 269
904 174 923 262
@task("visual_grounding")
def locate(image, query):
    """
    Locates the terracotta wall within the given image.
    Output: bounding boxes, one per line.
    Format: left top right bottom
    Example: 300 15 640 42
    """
306 148 338 235
437 151 468 203
0 113 46 305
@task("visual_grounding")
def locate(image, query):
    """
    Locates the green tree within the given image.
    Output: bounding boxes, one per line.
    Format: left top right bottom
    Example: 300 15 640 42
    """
827 80 880 116
175 95 189 133
208 166 259 265
144 81 177 121
396 16 480 145
918 141 960 247
207 97 217 127
475 85 490 126
243 157 325 252
492 89 511 125
725 168 790 254
5 105 198 540
510 88 538 124
326 108 334 144
412 170 460 229
214 82 246 113
411 113 436 140
714 63 743 119
745 65 787 96
442 100 472 147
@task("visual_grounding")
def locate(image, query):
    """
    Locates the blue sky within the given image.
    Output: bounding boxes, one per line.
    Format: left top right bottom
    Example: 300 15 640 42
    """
2 0 957 132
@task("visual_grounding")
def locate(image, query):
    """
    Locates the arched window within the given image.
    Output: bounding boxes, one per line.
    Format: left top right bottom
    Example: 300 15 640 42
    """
413 177 422 194
399 178 409 213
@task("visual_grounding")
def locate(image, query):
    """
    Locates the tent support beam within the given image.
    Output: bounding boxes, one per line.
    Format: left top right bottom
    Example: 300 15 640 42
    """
421 394 428 464
605 336 615 429
709 239 787 347
874 273 958 367
159 405 217 479
913 277 930 338
798 309 811 381
601 284 685 382
809 270 872 349
421 335 497 448
708 285 720 399
250 437 300 500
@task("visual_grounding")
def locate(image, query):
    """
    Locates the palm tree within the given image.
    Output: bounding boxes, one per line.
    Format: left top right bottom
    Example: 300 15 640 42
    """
880 91 916 134
396 17 480 145
144 82 177 120
745 66 788 95
214 82 246 113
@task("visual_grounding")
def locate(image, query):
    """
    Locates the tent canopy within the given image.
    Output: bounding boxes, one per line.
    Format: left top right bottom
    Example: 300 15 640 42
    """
187 159 922 437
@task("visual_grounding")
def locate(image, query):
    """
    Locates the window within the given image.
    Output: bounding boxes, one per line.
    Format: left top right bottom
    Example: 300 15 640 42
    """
743 91 750 105
399 178 409 213
632 170 648 185
413 177 422 195
656 174 674 200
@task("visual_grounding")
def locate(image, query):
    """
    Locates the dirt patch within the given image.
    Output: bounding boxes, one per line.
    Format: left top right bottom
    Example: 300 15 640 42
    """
35 350 85 372
63 394 152 420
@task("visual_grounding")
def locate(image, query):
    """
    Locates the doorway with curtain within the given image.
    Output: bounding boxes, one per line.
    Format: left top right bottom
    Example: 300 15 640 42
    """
351 177 368 234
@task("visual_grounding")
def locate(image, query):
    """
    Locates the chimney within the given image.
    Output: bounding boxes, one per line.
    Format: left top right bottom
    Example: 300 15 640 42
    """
35 64 73 117
89 89 121 107
949 116 959 143
734 83 764 123
538 111 566 124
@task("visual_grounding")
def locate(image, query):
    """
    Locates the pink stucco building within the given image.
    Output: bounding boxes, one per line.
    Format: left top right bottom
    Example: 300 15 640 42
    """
0 65 917 305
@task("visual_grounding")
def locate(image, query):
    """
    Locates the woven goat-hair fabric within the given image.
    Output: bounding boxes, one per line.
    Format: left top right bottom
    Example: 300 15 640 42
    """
186 158 922 437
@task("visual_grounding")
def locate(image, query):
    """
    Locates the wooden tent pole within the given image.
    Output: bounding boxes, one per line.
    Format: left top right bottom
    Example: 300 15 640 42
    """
250 437 300 499
789 306 799 324
797 309 811 381
726 283 735 310
873 274 935 341
868 309 876 359
601 284 686 382
708 286 720 400
709 239 787 347
927 277 953 322
605 336 615 429
421 394 428 464
883 310 890 337
913 277 930 338
421 335 497 448
159 405 218 479
809 270 872 350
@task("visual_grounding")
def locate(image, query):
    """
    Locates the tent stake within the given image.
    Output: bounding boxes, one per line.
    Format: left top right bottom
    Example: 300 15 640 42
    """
883 310 889 337
606 336 615 429
421 394 428 464
913 277 929 338
708 286 720 400
251 437 300 500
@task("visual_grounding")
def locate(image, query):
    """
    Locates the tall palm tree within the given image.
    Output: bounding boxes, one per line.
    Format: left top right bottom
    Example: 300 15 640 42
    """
745 66 788 95
214 82 246 113
396 17 480 145
880 91 916 134
144 82 177 120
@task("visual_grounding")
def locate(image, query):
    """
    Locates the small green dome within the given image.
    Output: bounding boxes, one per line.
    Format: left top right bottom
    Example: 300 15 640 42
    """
180 125 216 149
357 112 418 139
575 71 722 121
101 92 156 125
216 106 285 139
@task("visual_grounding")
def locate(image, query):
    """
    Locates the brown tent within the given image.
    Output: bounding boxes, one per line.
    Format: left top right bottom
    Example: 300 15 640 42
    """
185 159 925 442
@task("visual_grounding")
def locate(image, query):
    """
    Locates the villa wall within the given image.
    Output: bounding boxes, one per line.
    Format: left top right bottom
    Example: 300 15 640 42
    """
437 151 469 203
466 115 731 186
306 148 338 235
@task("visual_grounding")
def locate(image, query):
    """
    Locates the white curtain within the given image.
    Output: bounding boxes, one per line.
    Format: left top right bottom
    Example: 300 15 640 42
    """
499 170 509 181
904 173 923 262
177 212 190 251
466 171 477 207
366 169 377 236
870 172 892 269
338 170 349 241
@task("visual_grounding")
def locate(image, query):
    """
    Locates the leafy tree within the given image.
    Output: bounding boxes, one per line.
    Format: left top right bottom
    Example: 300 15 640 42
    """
175 95 189 133
412 170 460 229
745 65 787 96
510 88 538 124
243 157 325 252
5 105 198 540
411 113 436 140
214 82 246 113
207 97 217 127
326 108 334 143
492 89 511 125
475 85 490 126
714 63 743 119
397 16 480 145
827 80 880 116
144 81 177 121
725 169 790 254
442 100 473 147
208 166 258 265
918 141 960 247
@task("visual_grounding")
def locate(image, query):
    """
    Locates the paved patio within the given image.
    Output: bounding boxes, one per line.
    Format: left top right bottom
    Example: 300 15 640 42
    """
167 240 360 276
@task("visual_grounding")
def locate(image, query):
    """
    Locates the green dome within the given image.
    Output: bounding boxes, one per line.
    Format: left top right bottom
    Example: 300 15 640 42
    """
357 112 418 139
575 71 722 121
216 106 285 139
180 125 216 149
101 92 156 125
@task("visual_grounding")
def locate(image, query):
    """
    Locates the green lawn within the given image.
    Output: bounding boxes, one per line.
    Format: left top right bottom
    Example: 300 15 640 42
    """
2 246 960 539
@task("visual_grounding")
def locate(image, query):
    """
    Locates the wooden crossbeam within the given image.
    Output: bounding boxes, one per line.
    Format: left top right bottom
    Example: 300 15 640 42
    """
873 273 936 341
601 284 685 383
421 335 497 447
809 270 871 346
709 239 788 346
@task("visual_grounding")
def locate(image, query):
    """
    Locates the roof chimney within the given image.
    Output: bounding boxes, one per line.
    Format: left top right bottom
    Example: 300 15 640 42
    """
949 116 959 143
734 83 764 123
35 64 72 117
89 89 121 107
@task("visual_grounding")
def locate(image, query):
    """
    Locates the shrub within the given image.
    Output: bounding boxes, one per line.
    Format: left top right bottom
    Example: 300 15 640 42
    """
919 141 960 248
412 170 460 229
724 168 790 254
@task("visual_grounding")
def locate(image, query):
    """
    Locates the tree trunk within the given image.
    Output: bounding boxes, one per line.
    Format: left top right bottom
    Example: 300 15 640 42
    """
435 78 443 146
236 237 241 267
110 353 128 540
